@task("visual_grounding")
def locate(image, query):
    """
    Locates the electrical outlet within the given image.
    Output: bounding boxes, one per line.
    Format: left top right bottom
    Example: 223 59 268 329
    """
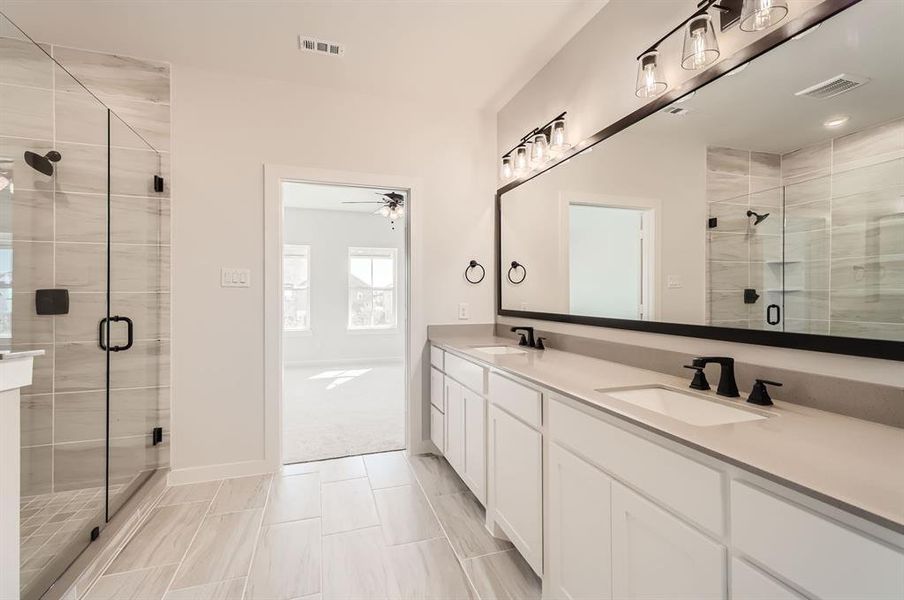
221 268 251 288
458 302 470 320
667 275 682 289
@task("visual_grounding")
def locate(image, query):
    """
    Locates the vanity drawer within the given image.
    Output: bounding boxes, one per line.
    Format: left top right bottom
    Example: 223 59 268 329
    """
444 353 485 395
731 481 904 600
731 558 803 600
488 372 541 428
549 399 724 536
430 345 444 370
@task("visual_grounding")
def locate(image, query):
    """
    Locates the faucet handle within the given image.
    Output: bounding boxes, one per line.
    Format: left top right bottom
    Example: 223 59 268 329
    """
747 379 782 406
536 337 547 350
683 364 710 391
516 333 528 346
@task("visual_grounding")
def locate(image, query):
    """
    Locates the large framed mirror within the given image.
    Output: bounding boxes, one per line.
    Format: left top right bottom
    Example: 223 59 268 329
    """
497 0 903 360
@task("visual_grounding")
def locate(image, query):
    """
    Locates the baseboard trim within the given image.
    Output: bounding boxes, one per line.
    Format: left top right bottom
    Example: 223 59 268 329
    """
167 458 276 486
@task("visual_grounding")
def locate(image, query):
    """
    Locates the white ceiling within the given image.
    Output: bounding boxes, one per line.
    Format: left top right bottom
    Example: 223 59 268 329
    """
282 181 404 214
637 0 904 154
0 0 606 110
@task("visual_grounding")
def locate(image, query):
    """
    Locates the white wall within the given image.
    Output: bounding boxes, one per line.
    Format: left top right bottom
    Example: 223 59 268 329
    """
497 0 904 387
282 207 405 366
171 65 496 478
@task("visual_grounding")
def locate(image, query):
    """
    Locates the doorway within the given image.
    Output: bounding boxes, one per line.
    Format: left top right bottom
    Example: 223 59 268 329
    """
279 181 408 464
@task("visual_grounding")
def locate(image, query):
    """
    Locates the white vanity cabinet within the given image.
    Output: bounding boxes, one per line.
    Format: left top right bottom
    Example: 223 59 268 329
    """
429 346 488 505
547 443 613 600
487 373 543 576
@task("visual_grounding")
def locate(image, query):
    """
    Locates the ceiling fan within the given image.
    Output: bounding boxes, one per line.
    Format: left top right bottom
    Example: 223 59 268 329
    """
341 191 406 224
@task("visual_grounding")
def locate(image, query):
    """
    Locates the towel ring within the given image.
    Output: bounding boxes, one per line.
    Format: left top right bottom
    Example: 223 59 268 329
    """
507 261 526 285
465 260 485 284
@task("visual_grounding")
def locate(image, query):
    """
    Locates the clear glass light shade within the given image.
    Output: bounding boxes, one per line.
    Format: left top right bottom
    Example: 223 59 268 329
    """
740 0 789 32
379 205 391 217
635 51 667 98
513 144 529 174
500 156 514 180
549 118 570 152
530 132 548 165
681 15 720 70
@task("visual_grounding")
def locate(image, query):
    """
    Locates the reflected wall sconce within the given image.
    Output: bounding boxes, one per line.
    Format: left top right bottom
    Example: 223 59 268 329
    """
500 112 570 181
507 261 527 284
634 0 788 98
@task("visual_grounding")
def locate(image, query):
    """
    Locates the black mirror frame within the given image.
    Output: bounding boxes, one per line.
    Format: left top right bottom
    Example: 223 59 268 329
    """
496 0 903 361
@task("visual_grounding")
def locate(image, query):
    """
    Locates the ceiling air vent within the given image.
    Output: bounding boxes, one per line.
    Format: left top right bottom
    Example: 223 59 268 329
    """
661 106 690 116
298 36 344 57
794 73 870 99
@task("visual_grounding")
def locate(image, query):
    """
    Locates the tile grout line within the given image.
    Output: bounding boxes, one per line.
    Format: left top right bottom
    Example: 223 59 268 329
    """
238 476 275 599
403 454 483 600
158 479 223 596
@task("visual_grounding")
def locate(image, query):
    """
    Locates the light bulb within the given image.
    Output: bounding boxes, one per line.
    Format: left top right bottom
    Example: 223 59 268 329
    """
530 132 548 166
549 118 570 153
389 206 399 220
500 156 514 180
513 144 529 175
395 205 405 217
740 0 788 32
635 51 667 98
681 15 719 70
0 175 9 192
379 205 390 217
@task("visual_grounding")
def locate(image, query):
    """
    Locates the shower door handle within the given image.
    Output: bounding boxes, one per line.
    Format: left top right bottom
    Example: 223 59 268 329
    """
766 304 781 326
98 316 134 352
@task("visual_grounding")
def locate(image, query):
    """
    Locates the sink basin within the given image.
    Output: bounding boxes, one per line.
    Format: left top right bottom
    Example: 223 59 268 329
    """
600 386 768 426
472 345 528 356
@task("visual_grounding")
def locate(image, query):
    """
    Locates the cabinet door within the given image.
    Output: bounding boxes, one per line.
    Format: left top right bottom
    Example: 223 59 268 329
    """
430 405 444 453
445 379 465 473
489 406 543 575
611 482 725 600
548 443 613 600
430 367 444 411
463 387 486 504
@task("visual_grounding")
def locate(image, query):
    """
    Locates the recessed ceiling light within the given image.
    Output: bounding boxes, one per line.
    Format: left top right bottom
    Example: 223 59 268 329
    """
823 115 850 129
725 63 748 77
792 23 821 40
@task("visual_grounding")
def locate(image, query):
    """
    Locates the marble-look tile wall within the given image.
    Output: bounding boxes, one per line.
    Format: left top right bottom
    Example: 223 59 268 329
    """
706 146 783 330
1 36 172 496
781 118 904 340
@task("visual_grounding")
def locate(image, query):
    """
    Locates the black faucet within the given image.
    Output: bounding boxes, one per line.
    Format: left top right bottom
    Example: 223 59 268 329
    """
511 326 536 348
691 356 739 397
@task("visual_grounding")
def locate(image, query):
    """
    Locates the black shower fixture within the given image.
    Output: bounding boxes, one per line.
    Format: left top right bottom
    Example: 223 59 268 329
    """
24 150 61 176
746 210 770 225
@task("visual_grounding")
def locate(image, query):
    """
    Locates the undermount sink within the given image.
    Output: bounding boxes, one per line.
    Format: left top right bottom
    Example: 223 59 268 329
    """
472 345 528 356
599 386 769 427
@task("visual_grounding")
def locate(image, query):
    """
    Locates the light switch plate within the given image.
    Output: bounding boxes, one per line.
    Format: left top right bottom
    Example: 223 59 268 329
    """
221 268 251 288
458 302 470 320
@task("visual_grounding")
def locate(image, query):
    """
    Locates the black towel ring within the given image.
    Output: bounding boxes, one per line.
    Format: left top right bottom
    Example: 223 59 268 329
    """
465 260 485 284
507 261 526 284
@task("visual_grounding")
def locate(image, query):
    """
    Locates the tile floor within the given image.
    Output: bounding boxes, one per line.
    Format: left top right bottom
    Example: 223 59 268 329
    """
282 363 405 463
80 451 541 600
19 483 126 593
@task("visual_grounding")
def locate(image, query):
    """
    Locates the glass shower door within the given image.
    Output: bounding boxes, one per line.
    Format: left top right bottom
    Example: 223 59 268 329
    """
105 113 168 519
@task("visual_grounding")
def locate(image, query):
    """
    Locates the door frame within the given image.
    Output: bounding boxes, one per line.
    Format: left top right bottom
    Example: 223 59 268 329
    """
263 165 425 470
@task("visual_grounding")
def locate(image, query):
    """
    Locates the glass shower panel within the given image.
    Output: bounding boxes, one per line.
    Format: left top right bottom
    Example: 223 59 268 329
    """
106 112 168 518
0 18 110 600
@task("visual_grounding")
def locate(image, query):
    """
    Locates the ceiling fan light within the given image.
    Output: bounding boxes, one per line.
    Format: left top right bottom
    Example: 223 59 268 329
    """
379 205 391 217
740 0 788 32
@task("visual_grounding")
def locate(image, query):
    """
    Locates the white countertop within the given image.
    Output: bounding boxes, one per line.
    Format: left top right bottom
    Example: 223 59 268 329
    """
430 334 904 534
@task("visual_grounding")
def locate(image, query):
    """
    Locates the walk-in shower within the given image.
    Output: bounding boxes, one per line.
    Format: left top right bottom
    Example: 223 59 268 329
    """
2 13 170 599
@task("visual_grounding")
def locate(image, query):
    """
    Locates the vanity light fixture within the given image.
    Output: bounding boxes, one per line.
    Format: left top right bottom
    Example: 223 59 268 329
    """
823 115 850 129
500 113 568 181
681 14 720 70
634 0 789 97
739 0 789 32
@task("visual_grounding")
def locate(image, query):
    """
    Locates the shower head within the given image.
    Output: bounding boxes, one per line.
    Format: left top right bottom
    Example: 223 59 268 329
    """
746 210 770 225
24 150 61 177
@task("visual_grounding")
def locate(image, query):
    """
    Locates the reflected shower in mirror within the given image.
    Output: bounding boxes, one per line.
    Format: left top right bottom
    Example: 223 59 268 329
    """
500 0 904 343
